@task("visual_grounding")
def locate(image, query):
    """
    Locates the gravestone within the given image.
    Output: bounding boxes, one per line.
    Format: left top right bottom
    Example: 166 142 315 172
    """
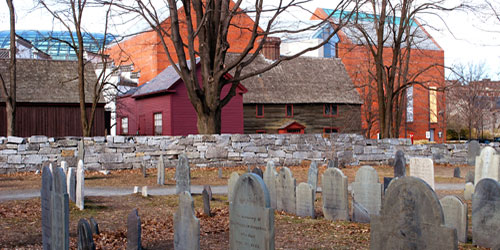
229 173 274 250
440 195 467 243
76 160 85 210
174 191 200 250
203 185 212 201
175 154 190 194
67 167 76 202
133 186 139 194
51 167 70 250
141 162 147 178
472 178 500 248
252 167 263 179
41 165 53 250
370 177 457 249
141 186 148 197
263 161 278 209
126 208 142 250
467 140 480 166
157 155 165 185
307 161 319 198
77 218 95 250
218 167 223 179
394 150 406 177
351 166 382 215
295 183 315 218
202 188 211 216
276 167 296 214
465 171 475 184
228 172 240 203
453 167 461 178
474 146 500 184
322 168 349 221
327 157 338 168
89 217 99 235
383 177 393 193
464 182 474 201
409 158 435 189
61 161 68 175
352 200 370 223
77 140 85 162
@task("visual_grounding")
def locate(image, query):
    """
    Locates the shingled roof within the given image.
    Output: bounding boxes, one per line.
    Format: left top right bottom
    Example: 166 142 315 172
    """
0 59 104 103
229 54 362 104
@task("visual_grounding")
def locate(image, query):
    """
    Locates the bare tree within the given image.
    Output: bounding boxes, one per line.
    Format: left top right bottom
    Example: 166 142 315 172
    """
0 0 16 136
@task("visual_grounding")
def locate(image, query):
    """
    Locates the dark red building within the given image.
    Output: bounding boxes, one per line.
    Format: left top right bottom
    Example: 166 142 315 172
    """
116 61 246 136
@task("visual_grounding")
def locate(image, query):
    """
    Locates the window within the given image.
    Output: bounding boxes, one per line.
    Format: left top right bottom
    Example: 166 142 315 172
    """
121 117 128 135
324 104 338 117
256 104 264 117
256 130 266 134
154 113 162 135
287 129 302 134
286 104 293 117
429 87 437 123
323 127 339 134
406 86 414 122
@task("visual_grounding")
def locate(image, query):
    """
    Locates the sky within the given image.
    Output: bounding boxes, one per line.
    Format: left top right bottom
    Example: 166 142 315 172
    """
1 0 499 80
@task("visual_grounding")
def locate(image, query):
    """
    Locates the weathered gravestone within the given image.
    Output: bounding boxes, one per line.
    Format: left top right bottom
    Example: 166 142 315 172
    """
157 155 165 185
77 219 95 250
307 161 318 198
61 161 68 175
322 168 349 221
370 177 457 250
351 166 382 216
327 157 338 169
464 182 474 201
230 173 274 250
383 177 393 193
276 167 296 214
77 140 85 162
472 178 500 248
228 172 240 203
175 155 191 194
202 188 211 216
67 167 76 203
296 183 315 218
89 217 99 235
203 185 212 201
468 140 480 166
76 160 85 210
409 157 435 189
440 195 467 243
453 167 461 178
263 161 278 209
141 162 147 178
465 171 475 184
352 200 370 223
394 150 406 177
474 146 500 184
52 167 70 250
141 186 148 197
126 208 142 250
174 191 200 250
252 167 263 179
41 165 53 250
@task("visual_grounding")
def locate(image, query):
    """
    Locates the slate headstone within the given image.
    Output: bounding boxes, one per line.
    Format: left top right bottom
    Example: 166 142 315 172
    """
409 157 435 189
464 182 474 201
322 168 349 221
453 167 461 178
203 185 212 201
474 146 500 184
465 171 475 184
229 173 274 250
41 165 53 250
370 177 457 249
276 167 296 214
175 154 191 194
126 209 142 250
307 161 319 198
351 166 382 215
174 192 200 250
440 195 467 243
467 140 480 166
394 150 406 177
228 172 240 203
472 178 500 248
296 183 315 218
263 161 278 209
77 140 85 162
252 167 264 179
76 160 85 210
383 177 393 193
157 155 165 185
51 167 70 250
89 217 99 235
352 200 370 223
202 188 211 217
77 219 95 250
67 167 76 203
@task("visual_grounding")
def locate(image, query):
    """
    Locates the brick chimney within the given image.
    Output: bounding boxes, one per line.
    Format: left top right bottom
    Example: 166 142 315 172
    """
259 37 281 60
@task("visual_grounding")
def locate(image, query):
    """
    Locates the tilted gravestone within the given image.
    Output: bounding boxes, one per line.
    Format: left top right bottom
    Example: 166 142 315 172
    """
409 158 435 189
41 165 53 250
352 200 370 223
307 161 319 198
67 167 76 203
51 167 70 250
467 140 480 166
174 191 200 250
89 217 99 235
464 182 474 201
202 188 211 217
296 183 315 218
465 171 475 184
77 140 85 162
126 208 142 250
322 168 349 221
440 195 467 243
203 185 213 201
472 178 500 248
77 218 96 250
76 160 85 210
263 161 278 209
474 146 500 184
276 167 296 214
453 167 461 178
370 177 457 250
228 172 240 203
394 150 406 177
175 154 190 194
157 155 165 185
351 166 382 216
230 173 274 250
252 167 263 179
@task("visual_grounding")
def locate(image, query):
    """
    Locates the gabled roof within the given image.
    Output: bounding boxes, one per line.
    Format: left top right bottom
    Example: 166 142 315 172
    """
279 121 306 130
228 53 363 104
0 59 104 103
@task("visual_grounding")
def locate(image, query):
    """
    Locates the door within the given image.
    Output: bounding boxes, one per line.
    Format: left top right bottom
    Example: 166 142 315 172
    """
430 129 435 142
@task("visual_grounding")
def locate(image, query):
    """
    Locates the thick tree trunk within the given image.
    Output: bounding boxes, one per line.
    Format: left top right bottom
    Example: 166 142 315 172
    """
196 109 221 134
5 101 14 136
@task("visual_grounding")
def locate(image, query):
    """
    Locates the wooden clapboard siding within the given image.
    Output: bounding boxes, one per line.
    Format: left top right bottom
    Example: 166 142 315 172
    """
243 103 361 134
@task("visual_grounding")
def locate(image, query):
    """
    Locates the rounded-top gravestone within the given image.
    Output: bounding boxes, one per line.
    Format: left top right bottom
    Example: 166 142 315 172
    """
472 178 500 248
352 166 382 216
394 150 406 177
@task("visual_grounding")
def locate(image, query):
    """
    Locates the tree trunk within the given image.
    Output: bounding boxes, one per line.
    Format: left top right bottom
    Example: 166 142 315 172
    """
6 0 16 136
196 109 221 134
5 100 14 136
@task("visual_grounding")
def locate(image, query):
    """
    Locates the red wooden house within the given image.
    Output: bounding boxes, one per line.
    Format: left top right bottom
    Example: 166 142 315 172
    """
116 60 247 136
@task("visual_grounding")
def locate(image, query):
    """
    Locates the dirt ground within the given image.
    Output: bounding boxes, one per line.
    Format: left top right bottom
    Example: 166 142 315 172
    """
0 164 484 249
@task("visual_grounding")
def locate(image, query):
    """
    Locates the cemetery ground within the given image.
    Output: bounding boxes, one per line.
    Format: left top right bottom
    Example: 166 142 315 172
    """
0 164 485 249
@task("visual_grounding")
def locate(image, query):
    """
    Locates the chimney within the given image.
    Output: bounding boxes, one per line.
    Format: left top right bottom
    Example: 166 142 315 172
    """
259 37 281 60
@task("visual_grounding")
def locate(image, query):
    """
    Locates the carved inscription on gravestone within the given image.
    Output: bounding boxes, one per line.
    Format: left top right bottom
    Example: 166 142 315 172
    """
174 192 200 250
322 168 349 221
276 167 296 214
263 161 278 209
440 195 467 243
472 178 500 248
409 158 435 189
474 146 500 184
175 154 190 194
41 165 53 250
296 183 315 218
228 172 240 203
351 166 382 216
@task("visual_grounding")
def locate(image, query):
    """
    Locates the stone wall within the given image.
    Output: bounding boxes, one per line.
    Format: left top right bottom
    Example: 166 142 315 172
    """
0 134 469 173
